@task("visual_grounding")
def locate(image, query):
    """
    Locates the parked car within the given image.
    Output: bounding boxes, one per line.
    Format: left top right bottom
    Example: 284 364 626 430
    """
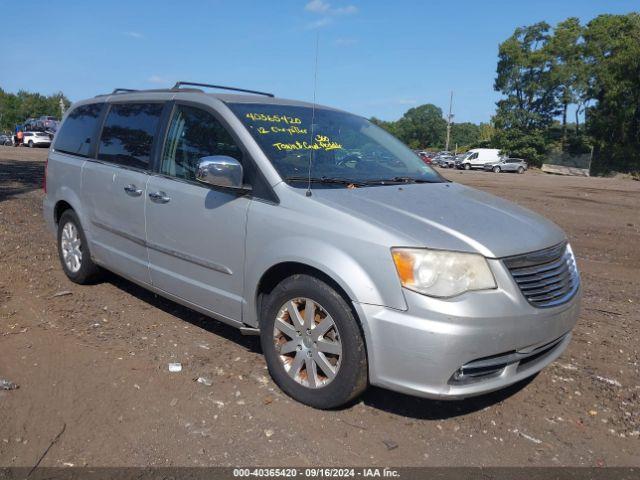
484 158 528 174
432 154 453 167
457 148 503 170
38 116 60 131
445 157 458 168
23 118 43 132
23 131 52 148
453 154 466 169
44 84 581 409
417 151 433 164
0 134 13 146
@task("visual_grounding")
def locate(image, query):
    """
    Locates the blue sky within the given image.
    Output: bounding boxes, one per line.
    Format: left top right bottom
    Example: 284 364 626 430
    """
1 0 637 123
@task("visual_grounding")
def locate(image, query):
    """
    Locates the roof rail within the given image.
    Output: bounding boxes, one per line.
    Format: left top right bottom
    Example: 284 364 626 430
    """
112 88 138 94
172 81 274 98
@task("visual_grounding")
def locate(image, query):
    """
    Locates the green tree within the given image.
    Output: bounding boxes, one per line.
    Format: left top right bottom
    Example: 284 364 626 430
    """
369 116 399 137
583 13 640 174
494 22 557 131
450 122 481 150
394 104 447 149
0 88 70 133
547 17 584 147
492 22 558 165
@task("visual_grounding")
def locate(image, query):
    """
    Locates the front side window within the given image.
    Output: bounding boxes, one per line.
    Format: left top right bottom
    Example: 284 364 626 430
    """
160 105 241 181
54 103 103 157
98 103 164 170
227 103 444 187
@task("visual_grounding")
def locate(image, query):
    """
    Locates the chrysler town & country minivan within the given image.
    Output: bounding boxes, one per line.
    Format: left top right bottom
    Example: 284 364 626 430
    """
44 82 581 409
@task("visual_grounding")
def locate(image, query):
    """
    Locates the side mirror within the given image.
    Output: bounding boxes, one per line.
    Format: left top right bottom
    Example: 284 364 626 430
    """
196 156 248 190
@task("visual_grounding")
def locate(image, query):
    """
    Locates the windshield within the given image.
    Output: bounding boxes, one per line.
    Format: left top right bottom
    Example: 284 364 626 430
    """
227 103 445 186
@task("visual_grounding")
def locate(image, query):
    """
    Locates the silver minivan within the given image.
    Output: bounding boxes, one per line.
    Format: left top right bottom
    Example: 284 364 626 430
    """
44 83 581 409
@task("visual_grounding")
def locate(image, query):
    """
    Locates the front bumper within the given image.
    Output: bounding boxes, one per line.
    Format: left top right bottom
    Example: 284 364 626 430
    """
354 258 581 399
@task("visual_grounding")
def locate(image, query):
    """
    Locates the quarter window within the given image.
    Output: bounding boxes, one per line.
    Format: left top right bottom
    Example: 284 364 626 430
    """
160 105 242 181
98 103 164 170
54 103 103 157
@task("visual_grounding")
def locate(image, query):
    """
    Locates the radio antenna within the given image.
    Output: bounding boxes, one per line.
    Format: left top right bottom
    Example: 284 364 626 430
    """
305 32 320 198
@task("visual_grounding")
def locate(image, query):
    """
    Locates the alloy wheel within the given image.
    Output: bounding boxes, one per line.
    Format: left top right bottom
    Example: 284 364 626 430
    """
273 297 342 389
60 221 82 273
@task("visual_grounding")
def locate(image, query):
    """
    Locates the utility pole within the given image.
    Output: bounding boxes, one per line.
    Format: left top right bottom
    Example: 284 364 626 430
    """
445 90 453 152
59 98 66 117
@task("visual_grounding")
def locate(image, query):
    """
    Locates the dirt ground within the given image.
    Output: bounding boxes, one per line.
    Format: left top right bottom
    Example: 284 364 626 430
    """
0 146 638 468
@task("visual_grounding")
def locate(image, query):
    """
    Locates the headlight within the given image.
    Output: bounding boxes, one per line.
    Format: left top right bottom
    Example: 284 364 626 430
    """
391 248 496 298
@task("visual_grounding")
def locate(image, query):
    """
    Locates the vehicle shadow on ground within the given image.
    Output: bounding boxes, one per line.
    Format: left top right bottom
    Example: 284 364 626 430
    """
104 272 262 354
361 376 536 420
103 272 534 419
0 159 44 202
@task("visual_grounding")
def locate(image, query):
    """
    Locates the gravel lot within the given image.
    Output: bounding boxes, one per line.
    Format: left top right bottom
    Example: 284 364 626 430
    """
0 146 638 467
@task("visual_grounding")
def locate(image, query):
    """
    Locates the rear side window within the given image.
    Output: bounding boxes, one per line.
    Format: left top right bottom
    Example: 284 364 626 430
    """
98 103 164 170
54 103 104 157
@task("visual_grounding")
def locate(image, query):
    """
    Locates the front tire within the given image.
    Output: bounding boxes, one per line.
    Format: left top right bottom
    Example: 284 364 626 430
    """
517 166 525 174
464 163 471 170
493 166 501 173
260 274 368 409
28 140 34 148
57 210 101 284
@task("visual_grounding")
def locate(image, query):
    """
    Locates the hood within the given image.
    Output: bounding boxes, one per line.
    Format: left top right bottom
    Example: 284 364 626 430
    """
307 182 566 258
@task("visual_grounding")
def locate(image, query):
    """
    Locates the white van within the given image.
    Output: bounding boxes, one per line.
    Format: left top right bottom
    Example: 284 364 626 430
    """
458 148 502 170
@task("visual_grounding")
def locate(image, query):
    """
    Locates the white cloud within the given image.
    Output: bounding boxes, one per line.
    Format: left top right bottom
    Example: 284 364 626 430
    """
305 0 357 16
148 75 169 85
332 5 357 14
305 0 331 13
124 31 144 39
306 17 333 30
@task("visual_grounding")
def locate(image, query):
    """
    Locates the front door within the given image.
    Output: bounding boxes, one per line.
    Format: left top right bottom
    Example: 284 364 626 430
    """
83 102 165 284
145 104 250 323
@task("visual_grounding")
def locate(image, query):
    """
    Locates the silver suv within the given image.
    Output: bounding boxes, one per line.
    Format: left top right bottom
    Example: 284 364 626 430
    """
43 82 581 409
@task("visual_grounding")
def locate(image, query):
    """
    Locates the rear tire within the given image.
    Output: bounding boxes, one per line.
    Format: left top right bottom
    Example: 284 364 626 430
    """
260 274 368 409
57 210 101 284
493 166 501 173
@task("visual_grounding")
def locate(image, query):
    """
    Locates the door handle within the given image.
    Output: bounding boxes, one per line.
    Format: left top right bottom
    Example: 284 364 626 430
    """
148 191 171 204
124 184 142 197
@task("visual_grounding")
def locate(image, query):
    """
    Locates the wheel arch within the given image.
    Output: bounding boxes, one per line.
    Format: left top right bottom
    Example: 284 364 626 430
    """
53 200 74 225
256 262 355 322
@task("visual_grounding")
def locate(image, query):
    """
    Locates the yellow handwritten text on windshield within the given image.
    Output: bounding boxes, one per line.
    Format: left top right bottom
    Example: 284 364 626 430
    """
245 113 302 125
272 134 342 152
257 126 308 136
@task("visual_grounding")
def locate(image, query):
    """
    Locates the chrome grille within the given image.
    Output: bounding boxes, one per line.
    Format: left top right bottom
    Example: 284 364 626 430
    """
503 242 579 308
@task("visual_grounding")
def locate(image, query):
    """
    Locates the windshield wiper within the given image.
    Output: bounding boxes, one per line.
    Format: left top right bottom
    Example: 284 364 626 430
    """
364 176 441 185
284 176 367 187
